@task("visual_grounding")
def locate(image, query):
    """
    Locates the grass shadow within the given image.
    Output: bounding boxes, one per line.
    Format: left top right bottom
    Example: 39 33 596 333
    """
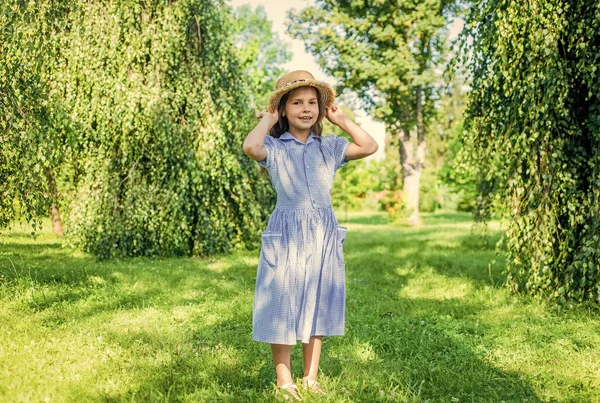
343 216 506 289
1 212 597 402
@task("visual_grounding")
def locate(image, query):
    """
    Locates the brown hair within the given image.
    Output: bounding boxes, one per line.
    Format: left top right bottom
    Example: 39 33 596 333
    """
269 87 324 138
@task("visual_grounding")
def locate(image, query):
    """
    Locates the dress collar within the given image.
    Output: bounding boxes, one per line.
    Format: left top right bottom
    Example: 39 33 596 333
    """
279 131 317 145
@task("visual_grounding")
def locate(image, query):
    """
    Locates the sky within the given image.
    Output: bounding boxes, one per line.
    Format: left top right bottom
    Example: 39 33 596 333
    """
228 0 464 161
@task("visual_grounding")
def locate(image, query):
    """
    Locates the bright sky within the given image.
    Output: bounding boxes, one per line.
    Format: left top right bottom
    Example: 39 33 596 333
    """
228 0 464 161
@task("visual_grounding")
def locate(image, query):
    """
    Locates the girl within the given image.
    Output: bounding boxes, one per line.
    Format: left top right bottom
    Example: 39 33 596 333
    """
243 70 378 401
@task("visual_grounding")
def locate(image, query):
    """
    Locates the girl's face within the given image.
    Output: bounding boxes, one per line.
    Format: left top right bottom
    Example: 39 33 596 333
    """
284 87 319 134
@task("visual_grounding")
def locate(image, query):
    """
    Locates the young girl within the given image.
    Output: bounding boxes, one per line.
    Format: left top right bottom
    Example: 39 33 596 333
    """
243 70 378 401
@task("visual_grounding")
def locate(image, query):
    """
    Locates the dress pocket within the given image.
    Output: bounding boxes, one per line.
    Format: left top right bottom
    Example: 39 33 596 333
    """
254 232 284 330
259 231 282 272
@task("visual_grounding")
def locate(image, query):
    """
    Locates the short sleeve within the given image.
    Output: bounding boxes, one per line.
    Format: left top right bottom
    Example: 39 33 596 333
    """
322 134 350 171
257 135 277 170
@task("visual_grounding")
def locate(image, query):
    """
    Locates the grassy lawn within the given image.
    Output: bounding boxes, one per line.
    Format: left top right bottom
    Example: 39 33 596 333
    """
1 212 599 402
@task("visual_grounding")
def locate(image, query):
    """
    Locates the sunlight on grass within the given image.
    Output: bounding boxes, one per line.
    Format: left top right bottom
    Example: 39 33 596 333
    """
345 339 377 363
206 259 232 272
105 307 166 332
398 268 474 300
1 213 599 402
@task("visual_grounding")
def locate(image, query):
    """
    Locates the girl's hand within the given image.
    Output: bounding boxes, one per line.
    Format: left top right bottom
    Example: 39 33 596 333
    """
325 105 347 126
256 108 279 126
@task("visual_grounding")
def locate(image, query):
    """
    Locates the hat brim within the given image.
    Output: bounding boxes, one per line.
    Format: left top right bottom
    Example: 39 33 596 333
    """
267 80 336 114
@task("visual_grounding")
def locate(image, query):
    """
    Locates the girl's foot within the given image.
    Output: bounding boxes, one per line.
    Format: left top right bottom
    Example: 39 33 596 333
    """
276 383 302 401
302 378 326 395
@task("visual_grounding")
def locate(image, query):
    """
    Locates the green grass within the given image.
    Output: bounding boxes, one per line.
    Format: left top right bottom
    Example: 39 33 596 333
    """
1 212 599 402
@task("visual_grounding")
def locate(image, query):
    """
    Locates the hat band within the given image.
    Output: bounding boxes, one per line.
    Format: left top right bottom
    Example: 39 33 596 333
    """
281 78 309 88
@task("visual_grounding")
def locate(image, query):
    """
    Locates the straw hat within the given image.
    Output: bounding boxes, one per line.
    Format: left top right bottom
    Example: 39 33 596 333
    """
267 70 336 114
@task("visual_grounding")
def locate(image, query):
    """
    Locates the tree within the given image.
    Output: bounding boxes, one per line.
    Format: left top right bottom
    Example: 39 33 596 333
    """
231 5 292 109
288 0 457 224
461 0 600 303
1 0 271 258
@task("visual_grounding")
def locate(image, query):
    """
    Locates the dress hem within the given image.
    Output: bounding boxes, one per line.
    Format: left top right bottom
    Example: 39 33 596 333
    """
252 331 345 345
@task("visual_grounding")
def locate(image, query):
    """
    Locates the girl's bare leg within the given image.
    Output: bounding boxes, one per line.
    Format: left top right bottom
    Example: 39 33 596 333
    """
271 344 302 400
271 344 293 386
302 336 323 381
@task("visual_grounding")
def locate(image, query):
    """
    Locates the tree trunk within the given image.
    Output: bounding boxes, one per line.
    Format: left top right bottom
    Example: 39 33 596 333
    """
398 128 421 226
46 169 63 237
51 204 63 237
397 85 426 226
413 84 426 225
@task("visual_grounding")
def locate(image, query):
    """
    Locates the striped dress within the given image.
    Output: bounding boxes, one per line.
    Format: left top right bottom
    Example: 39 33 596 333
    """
252 131 350 345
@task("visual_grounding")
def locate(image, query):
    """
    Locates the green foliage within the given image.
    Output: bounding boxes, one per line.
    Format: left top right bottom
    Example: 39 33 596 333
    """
439 124 478 212
0 1 70 231
231 5 292 109
419 168 442 213
431 73 474 212
1 0 272 258
287 0 455 132
59 0 269 258
461 0 600 303
325 108 374 211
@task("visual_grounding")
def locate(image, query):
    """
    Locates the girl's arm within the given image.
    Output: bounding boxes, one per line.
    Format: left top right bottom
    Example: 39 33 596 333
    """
242 110 279 161
326 105 378 160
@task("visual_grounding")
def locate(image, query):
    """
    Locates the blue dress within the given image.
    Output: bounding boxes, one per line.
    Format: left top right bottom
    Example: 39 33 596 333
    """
252 131 350 345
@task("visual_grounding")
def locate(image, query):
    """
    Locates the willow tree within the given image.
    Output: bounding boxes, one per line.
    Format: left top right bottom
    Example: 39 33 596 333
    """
288 0 456 224
2 0 269 258
462 0 600 303
54 0 269 258
0 1 69 234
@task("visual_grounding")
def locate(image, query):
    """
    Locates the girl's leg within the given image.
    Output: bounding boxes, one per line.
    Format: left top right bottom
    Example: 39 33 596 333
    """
301 336 326 394
302 336 323 381
272 344 302 400
271 344 293 386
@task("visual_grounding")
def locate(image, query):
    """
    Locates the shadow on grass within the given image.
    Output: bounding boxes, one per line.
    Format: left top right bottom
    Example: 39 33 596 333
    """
80 257 538 402
79 223 536 402
345 230 506 288
336 219 539 401
0 239 257 323
1 212 540 402
77 299 275 402
345 308 539 401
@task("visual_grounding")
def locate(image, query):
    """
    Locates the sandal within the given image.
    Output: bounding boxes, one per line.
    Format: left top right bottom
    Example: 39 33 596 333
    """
275 382 302 401
302 378 326 395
